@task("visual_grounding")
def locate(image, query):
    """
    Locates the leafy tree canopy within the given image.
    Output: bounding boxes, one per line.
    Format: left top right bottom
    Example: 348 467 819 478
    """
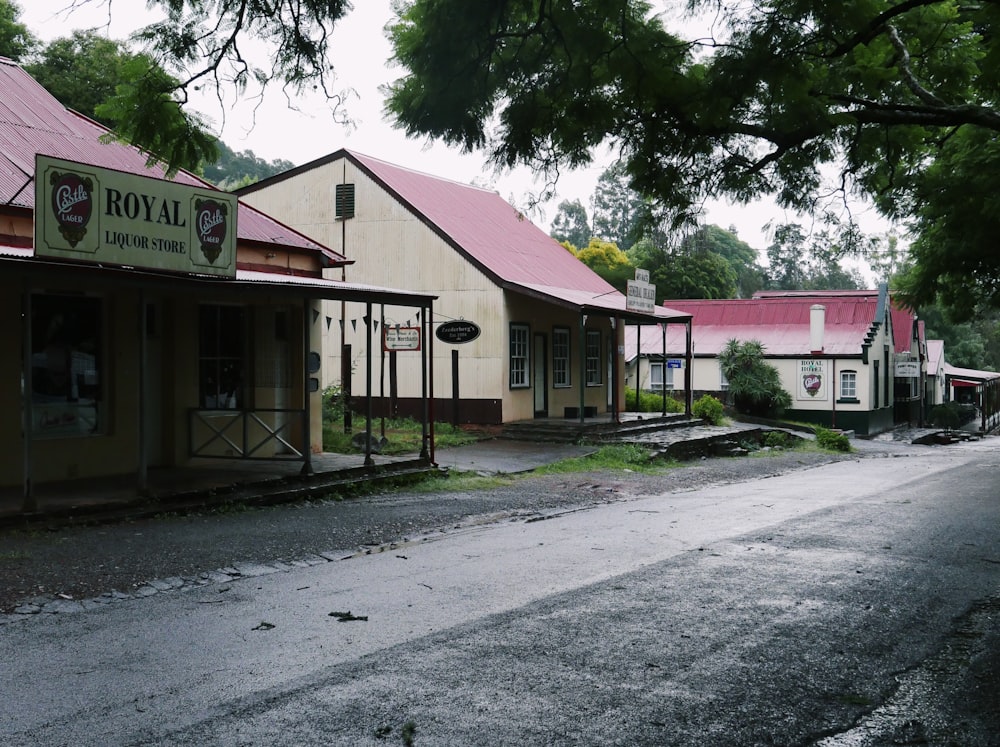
590 162 647 251
0 0 35 60
386 0 1000 317
764 224 864 291
202 141 296 189
575 238 635 289
550 198 591 249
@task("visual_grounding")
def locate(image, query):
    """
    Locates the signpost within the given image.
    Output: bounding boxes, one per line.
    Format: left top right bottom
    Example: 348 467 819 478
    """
895 360 921 378
383 326 421 351
435 320 481 344
626 269 655 314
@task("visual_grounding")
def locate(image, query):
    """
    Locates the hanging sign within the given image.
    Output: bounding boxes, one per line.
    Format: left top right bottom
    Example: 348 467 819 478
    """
626 268 655 313
436 320 481 344
34 154 237 277
384 326 421 351
895 361 921 378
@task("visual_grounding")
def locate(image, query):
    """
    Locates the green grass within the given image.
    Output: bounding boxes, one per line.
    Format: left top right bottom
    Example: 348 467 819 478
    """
534 444 677 475
323 417 479 455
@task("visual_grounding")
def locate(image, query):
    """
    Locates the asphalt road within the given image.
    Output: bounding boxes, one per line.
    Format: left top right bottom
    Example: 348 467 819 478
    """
2 440 999 746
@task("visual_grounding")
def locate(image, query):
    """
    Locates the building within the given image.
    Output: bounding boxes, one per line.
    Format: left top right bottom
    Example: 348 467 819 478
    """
238 150 691 425
625 287 901 435
0 59 433 516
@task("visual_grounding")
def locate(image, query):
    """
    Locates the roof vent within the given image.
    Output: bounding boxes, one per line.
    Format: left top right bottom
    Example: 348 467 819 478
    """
335 183 355 220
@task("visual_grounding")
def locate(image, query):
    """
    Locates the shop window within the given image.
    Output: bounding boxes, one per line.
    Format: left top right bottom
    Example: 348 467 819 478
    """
30 293 104 437
840 370 858 400
585 330 602 386
199 304 246 408
552 327 570 388
650 361 674 390
510 323 529 388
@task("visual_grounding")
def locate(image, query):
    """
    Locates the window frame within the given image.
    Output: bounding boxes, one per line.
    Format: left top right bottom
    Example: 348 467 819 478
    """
552 327 571 388
650 361 675 390
199 303 248 409
509 322 530 389
585 329 602 387
839 369 859 402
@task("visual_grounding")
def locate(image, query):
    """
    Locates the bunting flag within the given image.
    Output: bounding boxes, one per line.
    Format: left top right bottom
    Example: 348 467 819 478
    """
351 319 357 332
415 310 421 321
338 319 344 333
312 308 320 324
362 315 369 327
326 316 333 331
373 320 379 333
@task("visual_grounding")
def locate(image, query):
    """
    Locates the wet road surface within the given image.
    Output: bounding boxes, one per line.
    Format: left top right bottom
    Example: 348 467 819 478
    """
2 442 999 745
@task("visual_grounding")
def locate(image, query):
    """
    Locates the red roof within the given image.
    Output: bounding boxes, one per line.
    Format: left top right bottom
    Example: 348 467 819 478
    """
0 57 343 263
625 290 889 359
243 149 688 322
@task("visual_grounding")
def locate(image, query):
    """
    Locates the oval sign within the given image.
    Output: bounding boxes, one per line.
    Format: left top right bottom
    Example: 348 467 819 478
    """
436 320 481 344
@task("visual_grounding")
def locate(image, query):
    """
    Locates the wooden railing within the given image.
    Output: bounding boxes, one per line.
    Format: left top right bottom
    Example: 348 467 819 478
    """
189 408 306 461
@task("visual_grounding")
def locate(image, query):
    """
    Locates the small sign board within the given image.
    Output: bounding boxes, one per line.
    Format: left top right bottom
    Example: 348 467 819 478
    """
436 320 481 344
384 326 421 351
895 360 921 378
626 278 655 313
666 359 683 369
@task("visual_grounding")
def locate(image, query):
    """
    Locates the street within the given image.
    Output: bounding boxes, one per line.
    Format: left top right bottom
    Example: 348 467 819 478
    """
2 442 999 745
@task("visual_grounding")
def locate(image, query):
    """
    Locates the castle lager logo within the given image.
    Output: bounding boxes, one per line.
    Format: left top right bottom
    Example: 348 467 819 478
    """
50 170 93 248
194 197 228 264
802 374 822 396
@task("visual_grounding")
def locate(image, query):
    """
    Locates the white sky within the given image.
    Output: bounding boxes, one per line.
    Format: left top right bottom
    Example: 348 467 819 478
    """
20 0 890 258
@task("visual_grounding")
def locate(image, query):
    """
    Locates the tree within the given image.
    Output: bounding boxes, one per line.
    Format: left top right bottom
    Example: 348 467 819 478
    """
549 199 591 249
680 225 765 298
26 30 216 173
574 238 634 290
385 0 1000 316
764 224 864 291
590 162 647 251
718 339 792 418
628 231 738 302
201 142 296 190
0 0 35 60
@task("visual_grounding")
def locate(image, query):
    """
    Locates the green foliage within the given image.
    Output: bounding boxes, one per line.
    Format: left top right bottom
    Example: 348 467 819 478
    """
386 0 1000 316
534 444 665 475
550 199 591 249
27 30 217 174
762 430 791 449
322 385 346 422
928 403 961 430
814 426 852 453
201 141 296 190
692 394 725 425
0 0 35 61
575 238 634 289
764 224 865 291
718 339 792 418
917 302 1000 372
625 388 684 414
590 162 648 252
323 415 477 455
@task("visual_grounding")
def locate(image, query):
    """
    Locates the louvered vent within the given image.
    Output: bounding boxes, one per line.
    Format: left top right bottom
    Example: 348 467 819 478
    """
335 183 355 219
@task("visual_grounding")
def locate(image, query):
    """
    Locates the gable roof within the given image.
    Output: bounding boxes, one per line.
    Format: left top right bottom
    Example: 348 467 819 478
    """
240 148 690 323
625 287 890 359
0 57 343 265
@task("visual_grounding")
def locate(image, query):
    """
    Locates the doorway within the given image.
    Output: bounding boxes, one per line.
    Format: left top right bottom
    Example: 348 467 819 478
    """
533 333 547 416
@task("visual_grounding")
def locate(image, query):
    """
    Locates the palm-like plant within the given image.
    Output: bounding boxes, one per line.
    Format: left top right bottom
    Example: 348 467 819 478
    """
718 339 792 418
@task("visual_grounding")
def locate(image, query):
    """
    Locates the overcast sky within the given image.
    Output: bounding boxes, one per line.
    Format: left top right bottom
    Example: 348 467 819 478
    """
21 0 888 256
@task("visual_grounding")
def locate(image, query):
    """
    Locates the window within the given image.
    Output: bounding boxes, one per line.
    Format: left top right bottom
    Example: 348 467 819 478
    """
650 362 674 390
335 183 355 219
509 323 529 388
30 293 104 437
552 327 570 388
720 368 730 391
840 370 858 400
200 304 246 408
585 330 602 386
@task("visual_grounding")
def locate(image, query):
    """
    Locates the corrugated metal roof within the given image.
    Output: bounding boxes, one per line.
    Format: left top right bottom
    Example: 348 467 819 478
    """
625 293 887 358
0 58 343 262
926 339 944 375
343 151 688 322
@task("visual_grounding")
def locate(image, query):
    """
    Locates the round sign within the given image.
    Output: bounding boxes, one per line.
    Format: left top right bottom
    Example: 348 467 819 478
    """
436 320 481 344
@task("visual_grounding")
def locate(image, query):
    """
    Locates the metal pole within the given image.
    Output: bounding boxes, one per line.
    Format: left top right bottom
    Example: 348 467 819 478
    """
137 290 148 493
685 320 693 417
635 323 641 414
21 289 35 513
365 301 374 467
301 298 314 475
661 323 667 416
578 314 586 423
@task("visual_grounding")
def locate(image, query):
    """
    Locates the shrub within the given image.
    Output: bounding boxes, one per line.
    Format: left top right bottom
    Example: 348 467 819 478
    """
814 426 851 452
718 339 792 418
625 388 684 413
692 394 725 425
762 430 790 448
928 403 960 430
322 384 346 422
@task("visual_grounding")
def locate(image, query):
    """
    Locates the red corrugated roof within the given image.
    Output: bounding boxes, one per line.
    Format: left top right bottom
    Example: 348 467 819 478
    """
626 293 886 358
0 57 344 263
344 151 688 321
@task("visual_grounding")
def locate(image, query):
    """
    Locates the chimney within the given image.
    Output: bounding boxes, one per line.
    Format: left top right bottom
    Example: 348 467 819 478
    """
810 304 825 354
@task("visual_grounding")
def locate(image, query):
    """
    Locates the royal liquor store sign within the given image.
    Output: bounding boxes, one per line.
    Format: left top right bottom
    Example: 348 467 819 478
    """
35 155 237 277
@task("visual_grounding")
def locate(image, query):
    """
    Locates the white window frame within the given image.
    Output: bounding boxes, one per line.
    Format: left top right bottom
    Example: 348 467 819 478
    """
509 323 530 389
840 370 858 400
552 327 571 388
720 367 730 391
585 330 602 386
650 361 674 390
